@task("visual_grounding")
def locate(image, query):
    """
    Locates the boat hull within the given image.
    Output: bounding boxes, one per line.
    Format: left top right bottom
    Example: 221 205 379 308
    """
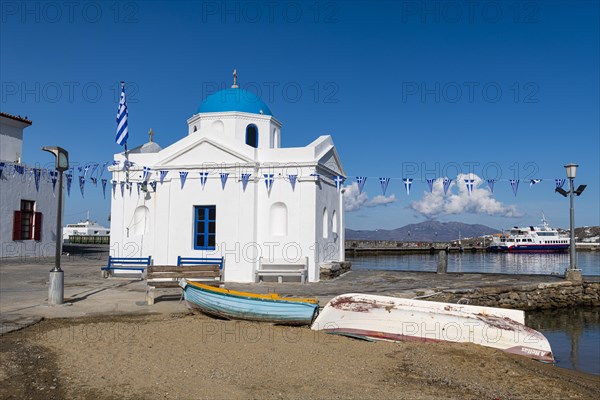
181 280 319 325
311 294 553 363
488 244 569 253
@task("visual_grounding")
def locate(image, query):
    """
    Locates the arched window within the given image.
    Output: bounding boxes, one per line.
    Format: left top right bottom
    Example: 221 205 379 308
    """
332 210 337 234
211 120 224 133
193 125 197 132
132 206 149 236
322 208 328 239
270 202 288 236
246 124 258 148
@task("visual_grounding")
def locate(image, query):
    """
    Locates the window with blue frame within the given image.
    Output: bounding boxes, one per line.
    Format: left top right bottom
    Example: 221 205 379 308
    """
194 206 216 250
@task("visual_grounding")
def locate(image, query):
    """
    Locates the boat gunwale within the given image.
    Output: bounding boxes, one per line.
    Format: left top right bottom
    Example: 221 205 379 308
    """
184 280 319 305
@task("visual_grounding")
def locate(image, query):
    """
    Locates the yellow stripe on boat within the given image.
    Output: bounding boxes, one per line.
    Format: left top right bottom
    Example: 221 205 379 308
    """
185 280 319 304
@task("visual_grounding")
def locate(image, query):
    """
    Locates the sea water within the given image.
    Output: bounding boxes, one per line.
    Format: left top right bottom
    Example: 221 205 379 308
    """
349 251 600 276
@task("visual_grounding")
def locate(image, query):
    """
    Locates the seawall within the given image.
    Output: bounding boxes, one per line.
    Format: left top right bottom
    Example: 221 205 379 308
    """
427 281 600 310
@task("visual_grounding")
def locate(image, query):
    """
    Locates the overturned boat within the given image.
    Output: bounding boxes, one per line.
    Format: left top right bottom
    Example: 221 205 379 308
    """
179 280 319 325
311 294 553 363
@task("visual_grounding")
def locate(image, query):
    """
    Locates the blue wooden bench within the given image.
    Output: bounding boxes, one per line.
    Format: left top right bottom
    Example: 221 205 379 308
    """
101 256 151 278
177 256 224 270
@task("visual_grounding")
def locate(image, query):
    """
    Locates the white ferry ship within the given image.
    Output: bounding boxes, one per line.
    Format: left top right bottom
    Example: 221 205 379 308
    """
63 213 110 242
488 215 569 253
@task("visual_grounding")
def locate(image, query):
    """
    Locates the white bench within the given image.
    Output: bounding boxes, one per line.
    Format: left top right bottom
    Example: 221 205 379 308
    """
255 256 308 284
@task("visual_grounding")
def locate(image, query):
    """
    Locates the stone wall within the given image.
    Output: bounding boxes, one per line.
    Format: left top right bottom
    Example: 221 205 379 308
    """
320 261 352 280
427 281 600 310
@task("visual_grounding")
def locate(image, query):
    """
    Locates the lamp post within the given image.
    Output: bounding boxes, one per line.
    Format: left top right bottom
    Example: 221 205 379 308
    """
556 163 587 282
42 146 69 305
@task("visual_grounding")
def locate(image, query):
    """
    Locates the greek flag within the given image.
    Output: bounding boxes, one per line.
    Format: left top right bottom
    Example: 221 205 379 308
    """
530 179 542 188
90 177 98 187
487 179 496 193
34 169 41 192
220 172 229 190
443 178 452 195
379 177 391 196
149 181 157 192
334 175 345 192
115 82 129 146
120 181 125 197
510 179 520 197
142 166 151 182
288 174 297 191
66 173 73 196
426 178 435 193
241 173 252 191
101 179 107 199
464 179 474 196
159 170 168 184
128 182 132 196
199 171 208 190
79 176 85 197
264 174 274 192
356 177 367 194
180 171 189 189
83 164 90 178
50 171 58 192
99 162 109 179
112 180 117 197
555 179 566 189
403 178 413 195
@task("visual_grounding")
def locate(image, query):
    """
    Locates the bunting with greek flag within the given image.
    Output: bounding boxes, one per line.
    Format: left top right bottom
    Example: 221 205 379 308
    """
555 178 566 189
159 170 168 184
83 164 90 178
264 173 274 192
288 174 297 191
112 180 117 197
510 179 519 196
89 163 98 178
403 178 413 195
356 176 367 194
79 176 85 197
50 171 58 192
530 179 542 188
379 177 390 196
464 179 474 196
443 178 452 194
310 173 320 183
487 179 496 193
128 182 132 196
199 171 208 190
115 82 129 146
334 175 345 192
426 178 435 192
66 173 73 196
142 166 151 182
0 162 5 179
220 172 229 190
136 182 142 195
34 169 41 191
99 162 109 179
120 181 125 197
179 171 188 189
90 177 97 187
101 179 107 199
149 181 157 192
241 173 251 191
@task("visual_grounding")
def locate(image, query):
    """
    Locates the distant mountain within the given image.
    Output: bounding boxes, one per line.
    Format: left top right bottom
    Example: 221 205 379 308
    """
345 221 501 242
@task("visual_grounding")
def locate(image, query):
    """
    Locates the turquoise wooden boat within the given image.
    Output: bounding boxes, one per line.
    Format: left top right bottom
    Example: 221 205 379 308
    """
179 280 319 325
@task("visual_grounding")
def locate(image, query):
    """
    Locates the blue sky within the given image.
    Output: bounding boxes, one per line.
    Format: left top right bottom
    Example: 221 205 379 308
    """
1 1 598 230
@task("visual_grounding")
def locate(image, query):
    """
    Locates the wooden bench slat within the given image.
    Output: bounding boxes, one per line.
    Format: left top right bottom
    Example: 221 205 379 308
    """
148 265 220 273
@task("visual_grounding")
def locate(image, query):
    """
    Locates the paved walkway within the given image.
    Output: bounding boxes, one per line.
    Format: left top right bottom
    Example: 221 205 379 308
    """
1 247 595 335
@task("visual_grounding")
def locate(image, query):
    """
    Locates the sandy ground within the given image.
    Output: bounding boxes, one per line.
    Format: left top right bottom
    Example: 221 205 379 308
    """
1 312 599 400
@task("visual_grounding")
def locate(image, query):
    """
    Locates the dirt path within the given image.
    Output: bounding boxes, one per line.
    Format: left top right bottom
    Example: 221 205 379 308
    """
1 313 599 400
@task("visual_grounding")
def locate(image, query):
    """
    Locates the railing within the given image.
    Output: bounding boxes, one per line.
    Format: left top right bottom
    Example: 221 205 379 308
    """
67 235 110 245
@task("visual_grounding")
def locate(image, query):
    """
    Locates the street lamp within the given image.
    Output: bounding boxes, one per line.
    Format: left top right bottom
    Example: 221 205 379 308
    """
555 163 586 282
42 146 69 305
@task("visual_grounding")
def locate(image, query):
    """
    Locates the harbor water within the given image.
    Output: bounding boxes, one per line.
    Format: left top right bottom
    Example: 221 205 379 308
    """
348 251 600 276
349 252 600 375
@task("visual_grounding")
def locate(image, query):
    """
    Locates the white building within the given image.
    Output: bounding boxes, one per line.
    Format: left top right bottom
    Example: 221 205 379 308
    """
109 78 346 282
0 112 60 258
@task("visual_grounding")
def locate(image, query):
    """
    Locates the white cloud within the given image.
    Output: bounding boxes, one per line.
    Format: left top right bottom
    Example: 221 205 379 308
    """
344 183 397 212
410 174 522 218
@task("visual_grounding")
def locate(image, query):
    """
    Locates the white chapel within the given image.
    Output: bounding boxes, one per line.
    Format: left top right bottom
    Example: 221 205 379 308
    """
109 73 346 282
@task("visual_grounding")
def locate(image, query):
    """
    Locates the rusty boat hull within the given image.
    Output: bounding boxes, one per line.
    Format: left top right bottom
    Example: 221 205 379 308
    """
311 294 553 363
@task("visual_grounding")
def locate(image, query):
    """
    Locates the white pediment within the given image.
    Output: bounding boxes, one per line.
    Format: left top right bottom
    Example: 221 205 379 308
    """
318 147 345 176
155 136 255 168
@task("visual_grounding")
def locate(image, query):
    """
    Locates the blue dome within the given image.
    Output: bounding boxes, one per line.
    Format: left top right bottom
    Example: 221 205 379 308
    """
197 88 272 116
